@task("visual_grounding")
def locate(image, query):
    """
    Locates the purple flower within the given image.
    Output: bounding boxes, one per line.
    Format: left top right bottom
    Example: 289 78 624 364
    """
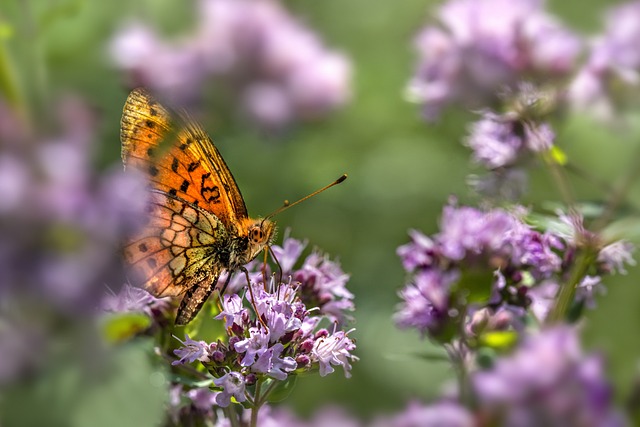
270 235 354 323
576 275 606 309
264 299 302 343
109 0 352 129
473 327 621 427
311 329 358 378
465 110 555 170
394 202 621 338
527 280 559 321
270 232 306 273
466 112 523 168
186 388 218 412
569 1 640 119
213 371 246 407
407 0 581 120
252 343 297 380
437 204 516 260
598 241 636 274
172 334 211 365
371 401 474 427
234 327 271 366
397 229 436 272
214 294 248 328
395 270 457 337
101 283 167 316
509 225 563 279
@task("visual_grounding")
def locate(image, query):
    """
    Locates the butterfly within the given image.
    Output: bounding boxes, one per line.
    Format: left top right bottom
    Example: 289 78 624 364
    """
120 88 276 325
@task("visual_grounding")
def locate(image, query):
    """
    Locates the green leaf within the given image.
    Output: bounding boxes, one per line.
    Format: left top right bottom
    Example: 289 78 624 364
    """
170 374 214 388
601 216 640 243
455 268 494 304
101 313 152 343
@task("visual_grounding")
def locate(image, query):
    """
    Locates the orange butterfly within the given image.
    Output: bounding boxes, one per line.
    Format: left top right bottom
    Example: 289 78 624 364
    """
120 88 276 325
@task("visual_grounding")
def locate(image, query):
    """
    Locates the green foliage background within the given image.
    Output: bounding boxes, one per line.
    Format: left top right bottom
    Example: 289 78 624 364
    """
2 0 639 424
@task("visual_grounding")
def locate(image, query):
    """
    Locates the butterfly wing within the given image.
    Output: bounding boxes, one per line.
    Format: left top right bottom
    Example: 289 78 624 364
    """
120 88 247 300
120 87 248 228
123 191 226 298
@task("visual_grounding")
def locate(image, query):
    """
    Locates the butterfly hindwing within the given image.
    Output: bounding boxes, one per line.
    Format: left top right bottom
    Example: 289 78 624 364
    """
123 191 227 298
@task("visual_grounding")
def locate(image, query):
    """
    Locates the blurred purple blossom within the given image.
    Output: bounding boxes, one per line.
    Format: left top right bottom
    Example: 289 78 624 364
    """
0 96 148 316
396 203 634 340
473 327 623 427
101 283 169 316
394 270 457 338
464 109 555 199
407 0 581 120
370 401 474 427
110 0 352 130
598 241 636 274
569 1 640 119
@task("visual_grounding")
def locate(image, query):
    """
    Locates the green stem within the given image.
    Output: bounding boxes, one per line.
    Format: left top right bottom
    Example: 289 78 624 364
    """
546 248 597 325
592 142 640 233
541 150 576 212
250 378 263 427
446 344 473 408
223 405 241 427
257 379 278 406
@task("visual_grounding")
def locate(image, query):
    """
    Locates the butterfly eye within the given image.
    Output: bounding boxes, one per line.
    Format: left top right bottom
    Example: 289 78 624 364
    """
250 228 264 243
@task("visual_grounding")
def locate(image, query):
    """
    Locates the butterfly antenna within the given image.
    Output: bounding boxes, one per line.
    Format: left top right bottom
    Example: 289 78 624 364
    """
263 174 347 222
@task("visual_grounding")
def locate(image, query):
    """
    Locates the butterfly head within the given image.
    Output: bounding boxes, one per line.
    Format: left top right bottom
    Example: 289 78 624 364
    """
244 218 276 260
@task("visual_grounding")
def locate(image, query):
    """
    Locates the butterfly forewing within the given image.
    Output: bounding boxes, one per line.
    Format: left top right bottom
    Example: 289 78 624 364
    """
121 88 248 229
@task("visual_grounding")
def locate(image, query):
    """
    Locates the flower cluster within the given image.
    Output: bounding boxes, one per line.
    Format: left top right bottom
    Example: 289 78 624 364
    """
110 0 352 130
473 327 622 426
405 0 580 120
102 283 170 319
170 235 357 412
570 1 640 119
466 110 555 171
395 202 634 342
464 88 557 199
0 95 148 385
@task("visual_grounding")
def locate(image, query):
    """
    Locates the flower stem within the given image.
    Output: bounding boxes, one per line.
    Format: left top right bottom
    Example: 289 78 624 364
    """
223 405 241 427
542 150 576 212
446 343 474 408
250 378 263 427
546 247 597 325
592 142 640 233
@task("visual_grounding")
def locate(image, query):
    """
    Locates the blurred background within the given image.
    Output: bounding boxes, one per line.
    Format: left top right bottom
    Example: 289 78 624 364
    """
1 0 640 424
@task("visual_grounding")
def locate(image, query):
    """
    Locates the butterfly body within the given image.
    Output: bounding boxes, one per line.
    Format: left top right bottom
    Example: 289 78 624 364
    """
120 88 275 325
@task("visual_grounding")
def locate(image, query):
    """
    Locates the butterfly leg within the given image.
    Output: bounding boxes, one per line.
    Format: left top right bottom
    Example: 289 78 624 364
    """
217 271 234 297
241 267 269 330
175 275 219 325
267 245 284 295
